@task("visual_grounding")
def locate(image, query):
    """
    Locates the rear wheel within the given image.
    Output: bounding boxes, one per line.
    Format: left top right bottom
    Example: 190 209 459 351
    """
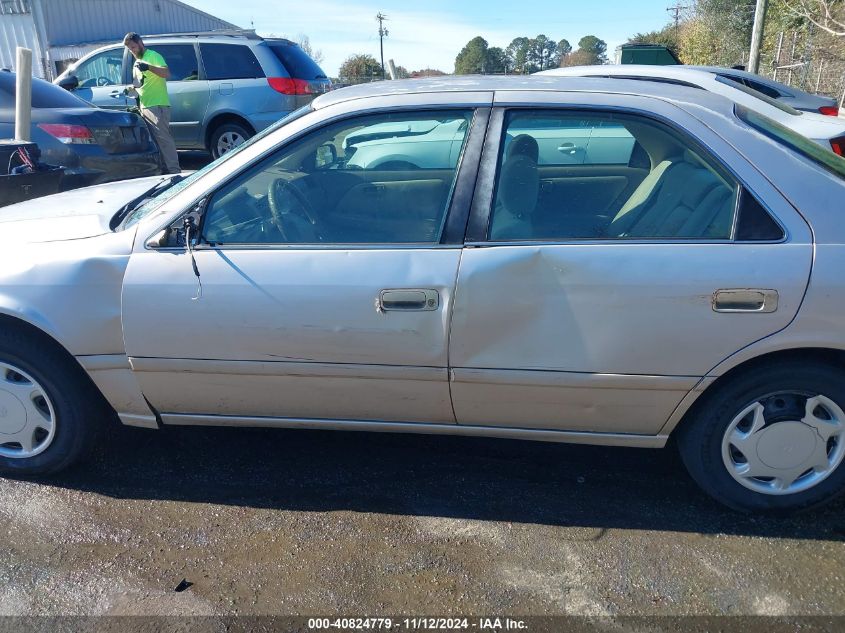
677 362 845 513
0 327 108 476
209 122 253 159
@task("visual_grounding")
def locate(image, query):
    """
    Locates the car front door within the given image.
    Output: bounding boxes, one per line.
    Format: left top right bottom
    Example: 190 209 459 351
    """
121 106 487 426
449 93 813 436
67 46 130 109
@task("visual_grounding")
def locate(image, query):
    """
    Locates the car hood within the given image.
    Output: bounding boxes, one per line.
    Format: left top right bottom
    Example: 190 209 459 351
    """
0 175 170 244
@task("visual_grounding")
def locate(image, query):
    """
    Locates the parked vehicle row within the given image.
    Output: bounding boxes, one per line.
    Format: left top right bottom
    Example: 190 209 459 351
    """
54 31 332 158
1 75 844 514
0 71 160 188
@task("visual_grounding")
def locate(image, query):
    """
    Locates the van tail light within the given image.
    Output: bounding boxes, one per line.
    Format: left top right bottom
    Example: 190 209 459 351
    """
831 136 845 157
819 105 840 117
37 123 96 144
267 77 313 95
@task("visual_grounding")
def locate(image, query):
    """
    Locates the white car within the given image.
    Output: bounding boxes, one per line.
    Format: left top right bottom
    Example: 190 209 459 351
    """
2 76 845 514
539 65 845 155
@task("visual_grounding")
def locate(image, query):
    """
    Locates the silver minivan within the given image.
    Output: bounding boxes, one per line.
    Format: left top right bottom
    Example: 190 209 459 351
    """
55 31 331 158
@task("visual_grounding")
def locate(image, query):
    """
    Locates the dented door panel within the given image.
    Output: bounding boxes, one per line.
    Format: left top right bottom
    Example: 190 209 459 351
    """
121 247 461 422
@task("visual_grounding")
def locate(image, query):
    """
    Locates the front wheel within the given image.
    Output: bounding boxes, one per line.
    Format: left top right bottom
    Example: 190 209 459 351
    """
677 362 845 513
0 327 108 476
209 122 253 160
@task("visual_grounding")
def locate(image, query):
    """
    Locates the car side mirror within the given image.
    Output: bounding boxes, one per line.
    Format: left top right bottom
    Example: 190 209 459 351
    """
316 143 337 168
58 75 79 91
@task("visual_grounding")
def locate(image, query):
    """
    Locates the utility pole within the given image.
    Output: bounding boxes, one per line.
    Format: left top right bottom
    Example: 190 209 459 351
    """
376 12 389 81
748 0 768 74
666 2 689 33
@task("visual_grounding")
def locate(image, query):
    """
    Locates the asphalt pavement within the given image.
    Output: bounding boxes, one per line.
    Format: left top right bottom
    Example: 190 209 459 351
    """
1 422 844 618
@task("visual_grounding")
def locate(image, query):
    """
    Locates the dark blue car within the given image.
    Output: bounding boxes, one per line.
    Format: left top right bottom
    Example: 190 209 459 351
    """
0 71 161 189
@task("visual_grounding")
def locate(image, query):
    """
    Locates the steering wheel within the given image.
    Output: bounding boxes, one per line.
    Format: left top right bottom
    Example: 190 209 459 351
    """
97 76 114 86
266 178 320 241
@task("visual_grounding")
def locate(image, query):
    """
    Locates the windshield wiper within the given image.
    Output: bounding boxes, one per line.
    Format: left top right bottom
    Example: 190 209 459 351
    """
110 175 185 230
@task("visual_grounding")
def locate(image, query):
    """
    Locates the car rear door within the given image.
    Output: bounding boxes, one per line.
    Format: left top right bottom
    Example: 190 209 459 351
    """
448 92 813 436
121 102 490 426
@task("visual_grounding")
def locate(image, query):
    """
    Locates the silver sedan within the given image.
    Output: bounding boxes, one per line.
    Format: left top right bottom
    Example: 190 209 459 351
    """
1 75 844 513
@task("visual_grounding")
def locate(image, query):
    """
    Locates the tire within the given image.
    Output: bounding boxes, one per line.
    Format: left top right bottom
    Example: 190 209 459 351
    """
0 326 109 476
677 362 845 514
209 122 253 160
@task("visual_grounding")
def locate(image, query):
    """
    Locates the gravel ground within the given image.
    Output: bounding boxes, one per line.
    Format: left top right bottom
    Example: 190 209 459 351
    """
1 422 844 619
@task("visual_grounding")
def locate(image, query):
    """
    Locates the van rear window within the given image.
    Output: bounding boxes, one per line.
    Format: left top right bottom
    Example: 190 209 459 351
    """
736 105 845 179
200 44 264 80
267 42 327 80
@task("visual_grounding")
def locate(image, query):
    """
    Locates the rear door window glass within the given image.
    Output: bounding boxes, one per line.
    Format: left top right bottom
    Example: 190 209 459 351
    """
200 44 265 80
506 116 636 167
149 44 200 82
267 42 326 79
488 110 742 241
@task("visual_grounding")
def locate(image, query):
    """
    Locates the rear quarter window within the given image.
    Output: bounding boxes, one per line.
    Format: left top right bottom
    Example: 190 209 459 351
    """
267 42 326 79
736 104 845 179
200 44 265 80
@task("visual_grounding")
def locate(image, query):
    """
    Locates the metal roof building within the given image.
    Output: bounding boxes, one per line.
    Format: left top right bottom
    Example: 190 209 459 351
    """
0 0 237 79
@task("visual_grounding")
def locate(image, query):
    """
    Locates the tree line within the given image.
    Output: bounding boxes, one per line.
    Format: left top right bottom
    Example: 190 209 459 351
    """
453 35 608 74
336 33 609 83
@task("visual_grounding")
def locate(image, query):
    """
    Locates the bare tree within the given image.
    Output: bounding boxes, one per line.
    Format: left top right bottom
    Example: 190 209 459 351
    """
296 34 325 65
784 0 845 37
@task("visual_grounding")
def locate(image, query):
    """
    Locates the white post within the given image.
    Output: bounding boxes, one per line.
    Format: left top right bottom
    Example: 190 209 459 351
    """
387 59 397 80
748 0 768 74
840 72 845 109
773 31 783 80
15 48 33 142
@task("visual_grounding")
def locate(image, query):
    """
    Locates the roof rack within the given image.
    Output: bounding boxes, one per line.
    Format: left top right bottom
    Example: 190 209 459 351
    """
141 29 262 40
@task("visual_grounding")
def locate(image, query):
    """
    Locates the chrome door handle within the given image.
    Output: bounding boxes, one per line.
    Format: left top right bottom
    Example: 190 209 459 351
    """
713 289 778 313
557 142 583 154
378 289 439 312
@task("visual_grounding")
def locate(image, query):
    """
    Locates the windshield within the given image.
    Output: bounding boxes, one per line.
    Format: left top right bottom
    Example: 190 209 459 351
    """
120 106 313 229
736 105 845 179
715 75 802 116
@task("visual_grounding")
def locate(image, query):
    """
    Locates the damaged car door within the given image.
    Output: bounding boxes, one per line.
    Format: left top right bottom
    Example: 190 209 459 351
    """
121 107 485 426
449 96 812 435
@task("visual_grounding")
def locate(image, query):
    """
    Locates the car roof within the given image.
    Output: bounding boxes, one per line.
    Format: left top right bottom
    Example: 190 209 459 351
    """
311 74 733 112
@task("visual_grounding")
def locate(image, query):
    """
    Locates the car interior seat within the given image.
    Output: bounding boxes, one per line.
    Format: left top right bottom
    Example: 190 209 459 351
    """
489 134 541 240
608 150 736 239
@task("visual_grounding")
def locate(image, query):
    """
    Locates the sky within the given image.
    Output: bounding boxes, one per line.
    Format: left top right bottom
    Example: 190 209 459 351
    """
180 0 675 77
